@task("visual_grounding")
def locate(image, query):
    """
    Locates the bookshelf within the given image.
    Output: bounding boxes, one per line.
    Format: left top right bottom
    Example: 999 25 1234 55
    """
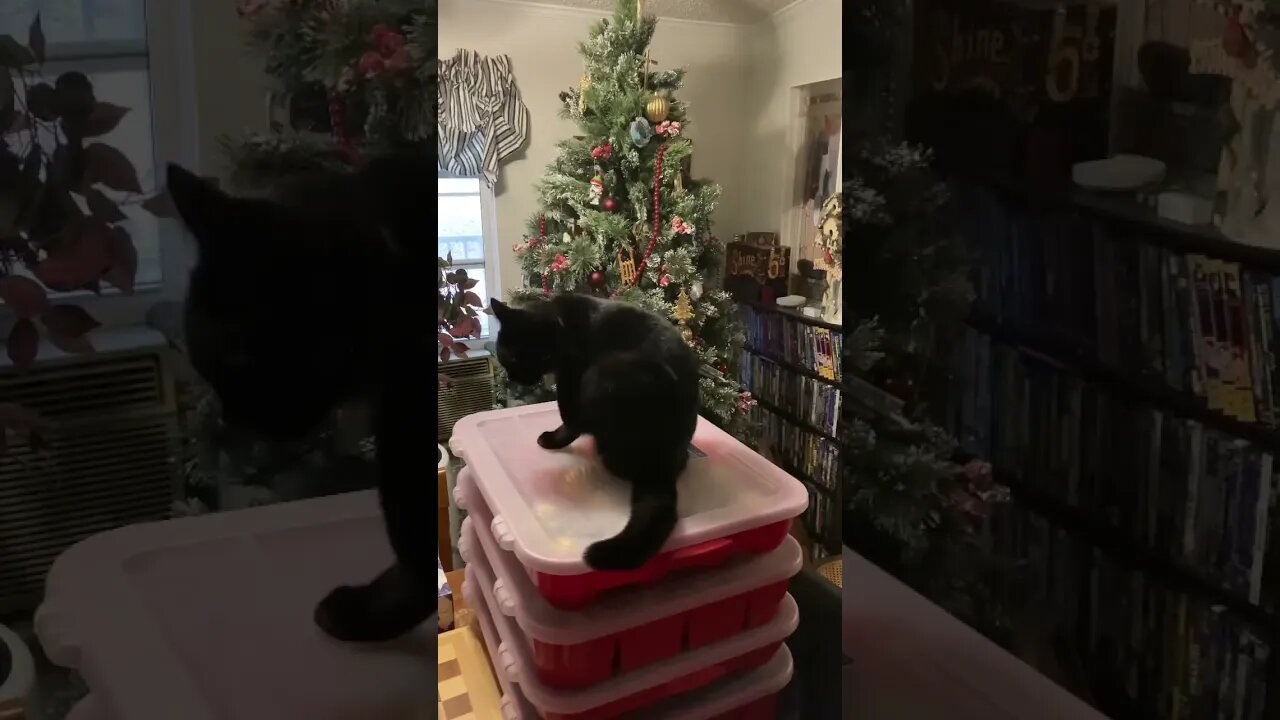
737 301 842 560
945 178 1280 719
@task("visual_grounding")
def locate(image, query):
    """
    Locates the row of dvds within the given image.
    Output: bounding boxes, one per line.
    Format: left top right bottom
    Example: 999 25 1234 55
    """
750 403 840 494
949 328 1279 610
739 304 842 380
956 186 1280 429
989 506 1273 720
740 352 841 436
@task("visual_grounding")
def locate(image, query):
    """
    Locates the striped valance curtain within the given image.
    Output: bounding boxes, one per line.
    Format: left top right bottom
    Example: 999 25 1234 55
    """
438 50 530 185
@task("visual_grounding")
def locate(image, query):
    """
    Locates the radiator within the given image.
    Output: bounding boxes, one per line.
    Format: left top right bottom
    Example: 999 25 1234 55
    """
438 355 494 442
0 334 180 613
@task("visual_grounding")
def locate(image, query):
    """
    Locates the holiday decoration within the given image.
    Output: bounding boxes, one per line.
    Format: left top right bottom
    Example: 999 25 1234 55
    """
550 254 569 272
672 286 695 344
629 116 654 147
226 1 430 189
844 139 1006 632
690 280 703 301
816 191 842 324
1189 0 1280 247
579 73 590 113
588 175 604 205
507 0 749 441
671 216 694 235
644 93 670 123
656 120 682 137
616 246 638 286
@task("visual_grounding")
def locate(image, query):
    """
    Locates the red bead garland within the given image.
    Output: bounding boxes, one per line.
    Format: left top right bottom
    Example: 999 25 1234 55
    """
328 94 359 165
631 143 667 285
539 215 551 297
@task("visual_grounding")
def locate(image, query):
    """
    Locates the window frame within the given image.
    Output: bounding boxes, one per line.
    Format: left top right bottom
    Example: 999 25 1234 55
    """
15 0 200 330
438 173 502 341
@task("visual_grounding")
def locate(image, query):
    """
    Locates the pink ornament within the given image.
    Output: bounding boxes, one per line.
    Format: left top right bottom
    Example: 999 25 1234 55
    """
656 121 682 137
671 216 694 235
591 143 614 160
660 274 671 287
358 51 386 77
551 253 569 272
371 25 406 57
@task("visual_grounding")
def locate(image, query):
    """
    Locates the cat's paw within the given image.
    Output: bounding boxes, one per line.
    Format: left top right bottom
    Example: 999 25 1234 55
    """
538 429 575 449
314 583 431 643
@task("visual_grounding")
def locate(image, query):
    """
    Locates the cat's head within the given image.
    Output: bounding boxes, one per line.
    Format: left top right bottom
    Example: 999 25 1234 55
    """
167 164 385 441
490 298 555 386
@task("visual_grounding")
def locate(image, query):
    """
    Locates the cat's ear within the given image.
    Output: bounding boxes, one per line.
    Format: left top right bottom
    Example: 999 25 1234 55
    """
167 163 232 252
490 298 512 322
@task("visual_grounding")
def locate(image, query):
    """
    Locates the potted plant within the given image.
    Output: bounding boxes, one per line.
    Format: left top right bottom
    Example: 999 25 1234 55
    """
1 16 171 451
437 253 487 387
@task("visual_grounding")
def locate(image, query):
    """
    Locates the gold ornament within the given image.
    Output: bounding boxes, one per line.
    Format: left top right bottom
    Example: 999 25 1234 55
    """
672 286 695 345
644 94 670 123
636 0 645 21
617 246 637 285
579 74 590 113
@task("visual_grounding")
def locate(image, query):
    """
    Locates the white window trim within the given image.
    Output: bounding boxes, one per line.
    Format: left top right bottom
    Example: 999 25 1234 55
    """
28 0 201 332
440 175 502 343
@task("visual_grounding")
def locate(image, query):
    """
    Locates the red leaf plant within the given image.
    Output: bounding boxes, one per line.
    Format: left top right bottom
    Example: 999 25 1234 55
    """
437 253 487 386
0 16 172 453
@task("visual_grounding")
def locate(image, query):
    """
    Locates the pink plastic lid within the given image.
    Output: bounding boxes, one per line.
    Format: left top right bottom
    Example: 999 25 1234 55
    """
449 403 809 576
459 483 801 644
34 491 434 720
467 573 795 720
462 540 798 716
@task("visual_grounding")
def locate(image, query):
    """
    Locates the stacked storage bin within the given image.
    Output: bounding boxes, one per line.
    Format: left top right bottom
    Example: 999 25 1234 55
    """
449 402 809 719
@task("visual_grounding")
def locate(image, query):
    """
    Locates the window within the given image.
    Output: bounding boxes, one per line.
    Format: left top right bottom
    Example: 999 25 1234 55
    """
438 176 499 339
1 0 197 326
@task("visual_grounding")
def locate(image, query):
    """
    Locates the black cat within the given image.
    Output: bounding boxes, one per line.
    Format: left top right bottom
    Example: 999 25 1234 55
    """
490 294 700 570
167 154 435 643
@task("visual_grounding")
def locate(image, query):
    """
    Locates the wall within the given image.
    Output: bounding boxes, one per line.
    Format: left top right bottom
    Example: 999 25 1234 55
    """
738 0 843 243
187 0 274 180
440 0 757 296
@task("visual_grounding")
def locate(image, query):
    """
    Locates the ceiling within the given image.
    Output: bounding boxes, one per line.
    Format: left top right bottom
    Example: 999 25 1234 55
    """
496 0 800 24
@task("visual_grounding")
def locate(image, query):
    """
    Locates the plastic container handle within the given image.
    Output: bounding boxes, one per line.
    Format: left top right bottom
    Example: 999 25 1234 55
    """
447 436 465 461
452 484 468 511
491 515 516 552
669 536 734 562
498 641 520 681
493 578 518 617
501 698 519 720
457 521 472 562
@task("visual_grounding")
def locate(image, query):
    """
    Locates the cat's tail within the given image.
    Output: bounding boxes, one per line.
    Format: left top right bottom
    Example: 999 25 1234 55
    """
583 483 678 571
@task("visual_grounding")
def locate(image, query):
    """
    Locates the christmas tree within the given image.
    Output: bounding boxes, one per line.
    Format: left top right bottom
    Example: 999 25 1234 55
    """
843 142 1011 633
503 0 753 440
224 0 433 188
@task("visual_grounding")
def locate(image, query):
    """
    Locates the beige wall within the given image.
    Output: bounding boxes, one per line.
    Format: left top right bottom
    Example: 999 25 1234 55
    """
188 0 273 180
738 0 843 243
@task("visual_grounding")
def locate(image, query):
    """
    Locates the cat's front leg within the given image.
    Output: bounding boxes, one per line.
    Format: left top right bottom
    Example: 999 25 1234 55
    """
538 424 581 449
542 367 583 449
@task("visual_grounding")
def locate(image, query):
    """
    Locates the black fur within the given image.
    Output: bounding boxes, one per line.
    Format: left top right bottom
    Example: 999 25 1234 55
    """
167 155 434 643
490 294 700 570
